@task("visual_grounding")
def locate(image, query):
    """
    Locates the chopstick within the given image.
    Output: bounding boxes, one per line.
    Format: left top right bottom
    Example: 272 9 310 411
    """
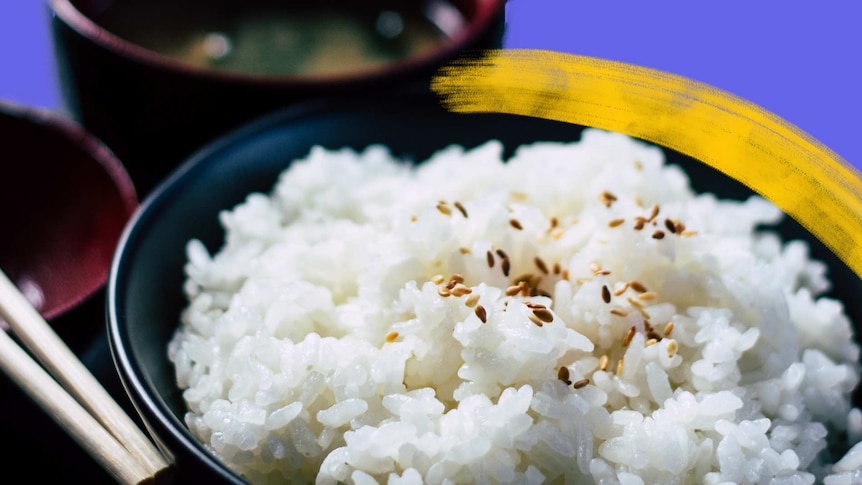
0 269 172 484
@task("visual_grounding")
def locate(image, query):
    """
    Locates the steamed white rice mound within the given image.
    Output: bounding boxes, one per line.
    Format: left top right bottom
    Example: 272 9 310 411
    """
168 129 862 484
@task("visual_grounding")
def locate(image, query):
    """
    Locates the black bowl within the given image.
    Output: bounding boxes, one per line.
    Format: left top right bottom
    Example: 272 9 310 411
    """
107 93 862 483
48 0 507 197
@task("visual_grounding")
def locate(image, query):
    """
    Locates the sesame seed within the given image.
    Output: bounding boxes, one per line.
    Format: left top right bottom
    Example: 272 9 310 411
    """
561 269 569 281
663 321 675 335
648 204 660 222
502 259 511 277
438 287 451 297
628 280 648 293
534 256 549 274
511 191 528 201
633 217 646 230
451 274 465 284
608 218 625 228
505 285 522 297
385 331 399 343
638 291 657 301
552 262 561 275
610 308 629 317
627 296 644 309
590 262 601 274
615 359 625 377
599 190 618 208
681 230 698 237
664 218 677 234
532 308 554 323
465 293 480 308
645 338 658 347
573 378 590 389
549 216 559 229
450 284 472 297
459 247 471 254
431 274 445 285
410 215 418 222
486 250 495 268
509 219 523 230
436 202 452 216
623 325 636 347
446 279 458 290
475 305 487 323
675 220 687 234
496 249 508 260
596 269 611 276
454 201 468 218
550 228 564 240
557 366 571 383
647 331 662 341
613 282 629 296
652 230 665 240
601 285 611 304
666 339 678 358
598 354 610 371
528 313 544 327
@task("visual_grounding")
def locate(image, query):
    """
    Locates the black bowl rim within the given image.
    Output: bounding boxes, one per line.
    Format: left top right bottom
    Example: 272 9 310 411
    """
49 0 507 87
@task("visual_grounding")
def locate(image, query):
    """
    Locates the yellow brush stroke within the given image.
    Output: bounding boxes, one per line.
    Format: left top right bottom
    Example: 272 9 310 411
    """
431 49 862 280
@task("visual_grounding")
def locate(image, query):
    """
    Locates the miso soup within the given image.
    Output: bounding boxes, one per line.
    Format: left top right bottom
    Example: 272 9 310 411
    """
94 0 457 76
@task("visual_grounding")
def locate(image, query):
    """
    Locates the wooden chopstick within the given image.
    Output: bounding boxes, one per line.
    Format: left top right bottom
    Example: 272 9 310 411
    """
0 269 171 484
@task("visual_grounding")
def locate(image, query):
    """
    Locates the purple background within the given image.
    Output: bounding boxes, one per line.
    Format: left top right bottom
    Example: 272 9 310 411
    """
2 1 860 170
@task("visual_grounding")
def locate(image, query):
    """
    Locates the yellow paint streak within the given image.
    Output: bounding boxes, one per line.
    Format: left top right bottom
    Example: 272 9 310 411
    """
431 49 862 279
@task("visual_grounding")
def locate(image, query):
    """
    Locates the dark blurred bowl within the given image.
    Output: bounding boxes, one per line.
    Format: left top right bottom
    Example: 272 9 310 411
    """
0 99 137 324
107 94 862 483
48 0 507 196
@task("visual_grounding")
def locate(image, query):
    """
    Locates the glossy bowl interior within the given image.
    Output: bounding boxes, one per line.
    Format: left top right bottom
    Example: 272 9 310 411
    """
48 0 507 196
0 100 137 323
108 94 862 483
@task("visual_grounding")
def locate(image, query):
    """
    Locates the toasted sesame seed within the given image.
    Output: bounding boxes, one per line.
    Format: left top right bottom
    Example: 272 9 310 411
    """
647 331 662 341
663 321 675 335
666 339 678 358
511 191 528 201
599 354 610 371
454 201 468 218
627 296 644 309
385 331 399 343
623 325 636 347
601 285 611 304
597 269 611 276
608 218 625 228
431 274 445 285
648 204 660 221
629 280 648 293
550 228 564 240
610 308 629 317
664 218 677 234
509 219 523 230
486 250 495 268
613 282 629 296
573 378 590 389
496 249 508 260
436 202 452 216
590 262 601 274
459 247 471 254
681 230 698 237
528 313 544 327
475 305 487 323
561 269 570 281
599 190 618 208
451 274 465 284
532 308 554 323
633 217 646 230
652 230 665 240
465 293 480 308
505 285 522 297
638 291 657 301
438 287 451 297
645 338 658 347
557 366 570 383
410 215 418 222
552 262 561 275
549 216 559 229
502 259 511 277
533 256 549 275
450 284 472 297
616 359 625 376
675 220 687 233
446 279 458 290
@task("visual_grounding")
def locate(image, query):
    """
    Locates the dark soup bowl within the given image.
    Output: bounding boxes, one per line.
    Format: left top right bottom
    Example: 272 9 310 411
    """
108 94 862 484
48 0 507 196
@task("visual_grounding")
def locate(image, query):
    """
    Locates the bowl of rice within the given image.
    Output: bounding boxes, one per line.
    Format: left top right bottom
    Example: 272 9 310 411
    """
108 93 862 484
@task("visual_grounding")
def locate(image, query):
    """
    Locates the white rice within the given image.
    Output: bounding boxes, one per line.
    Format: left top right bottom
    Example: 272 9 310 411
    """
168 129 862 484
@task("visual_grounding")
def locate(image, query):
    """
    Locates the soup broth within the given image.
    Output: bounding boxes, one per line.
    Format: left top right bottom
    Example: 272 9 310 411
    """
94 0 453 76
